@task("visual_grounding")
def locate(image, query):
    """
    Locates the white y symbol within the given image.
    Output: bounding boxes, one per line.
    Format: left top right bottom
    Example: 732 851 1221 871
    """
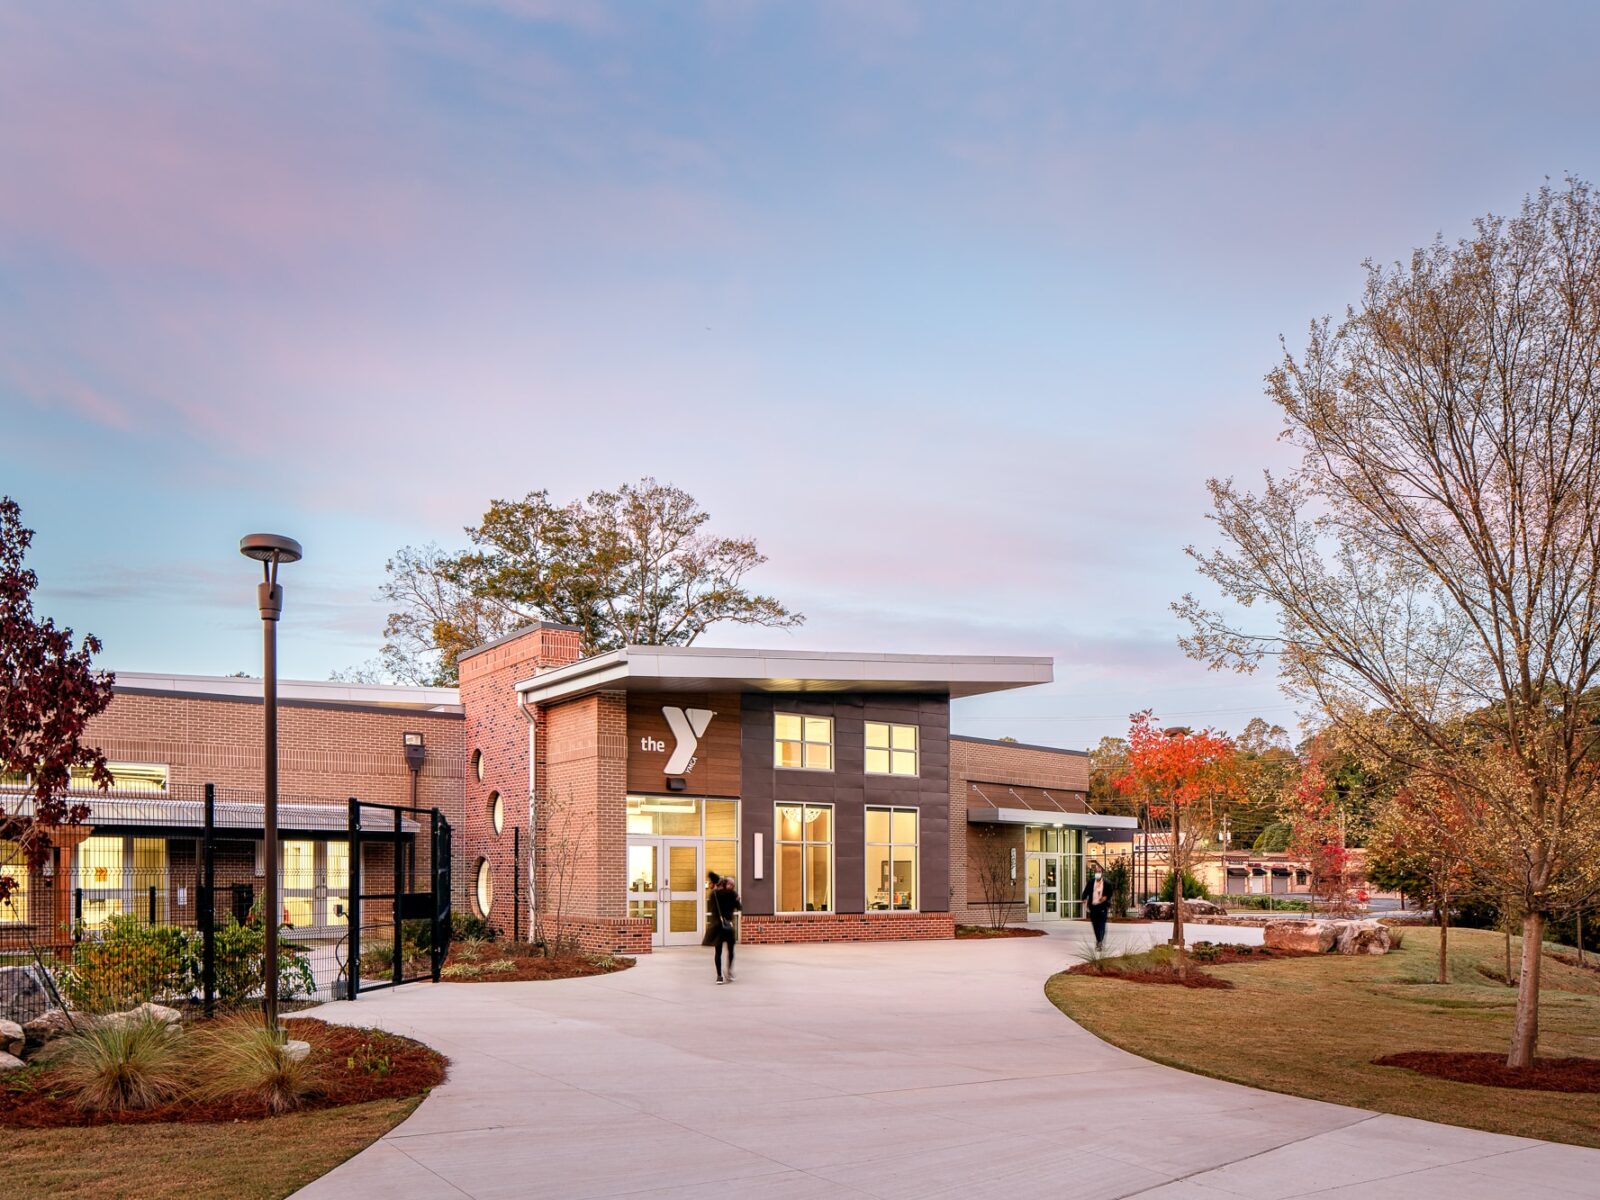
662 707 714 775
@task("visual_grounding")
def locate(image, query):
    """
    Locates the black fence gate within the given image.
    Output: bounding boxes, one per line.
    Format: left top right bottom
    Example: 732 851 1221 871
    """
346 798 452 999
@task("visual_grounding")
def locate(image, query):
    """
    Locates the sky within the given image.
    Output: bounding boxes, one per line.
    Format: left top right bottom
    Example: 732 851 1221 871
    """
5 1 1599 749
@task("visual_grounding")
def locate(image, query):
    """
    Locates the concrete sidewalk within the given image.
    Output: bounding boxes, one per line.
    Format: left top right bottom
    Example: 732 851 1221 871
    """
293 925 1599 1199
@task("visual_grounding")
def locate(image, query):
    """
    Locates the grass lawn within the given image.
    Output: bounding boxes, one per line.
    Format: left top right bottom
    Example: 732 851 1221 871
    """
7 1096 421 1200
1046 926 1600 1149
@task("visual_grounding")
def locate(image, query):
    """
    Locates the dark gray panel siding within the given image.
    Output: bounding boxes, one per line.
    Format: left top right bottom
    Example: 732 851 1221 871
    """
739 693 951 915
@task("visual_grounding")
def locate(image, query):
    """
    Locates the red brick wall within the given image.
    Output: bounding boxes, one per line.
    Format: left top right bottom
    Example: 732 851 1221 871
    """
458 624 582 937
949 737 1089 925
741 912 955 944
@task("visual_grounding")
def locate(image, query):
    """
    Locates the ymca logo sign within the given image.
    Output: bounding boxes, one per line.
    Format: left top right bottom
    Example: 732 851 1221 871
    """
640 706 714 775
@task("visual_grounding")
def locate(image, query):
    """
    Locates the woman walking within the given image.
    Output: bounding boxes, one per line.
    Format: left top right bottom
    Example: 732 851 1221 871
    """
710 876 741 984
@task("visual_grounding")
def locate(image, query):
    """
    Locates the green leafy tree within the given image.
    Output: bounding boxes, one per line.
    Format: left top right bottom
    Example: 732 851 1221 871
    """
370 479 803 683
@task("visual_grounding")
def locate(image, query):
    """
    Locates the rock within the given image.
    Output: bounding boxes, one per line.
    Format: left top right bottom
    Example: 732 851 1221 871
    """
1263 919 1339 953
1142 898 1228 920
283 1039 311 1063
129 1002 182 1026
0 1051 24 1073
1334 919 1392 956
0 1018 22 1056
25 1037 74 1066
0 965 51 1024
23 1007 75 1044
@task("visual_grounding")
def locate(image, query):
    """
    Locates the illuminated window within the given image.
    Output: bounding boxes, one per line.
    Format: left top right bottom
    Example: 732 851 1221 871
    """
489 791 504 836
775 803 833 912
865 807 919 911
865 723 918 777
774 714 832 771
69 762 169 793
475 857 493 917
326 841 350 926
0 841 27 925
77 836 126 927
282 840 316 928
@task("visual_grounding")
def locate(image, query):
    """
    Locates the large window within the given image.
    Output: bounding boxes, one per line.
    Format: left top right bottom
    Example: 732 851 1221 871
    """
326 840 350 926
775 803 833 912
282 840 316 928
865 722 919 777
625 796 739 884
72 762 169 793
774 713 833 771
866 807 919 910
75 835 169 926
0 840 27 924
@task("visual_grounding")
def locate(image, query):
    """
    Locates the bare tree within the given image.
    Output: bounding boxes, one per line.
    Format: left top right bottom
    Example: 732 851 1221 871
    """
1179 179 1600 1066
533 787 588 956
970 829 1021 929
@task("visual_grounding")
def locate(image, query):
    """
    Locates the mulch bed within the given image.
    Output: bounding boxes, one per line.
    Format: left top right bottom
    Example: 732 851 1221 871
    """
1374 1051 1600 1093
1065 943 1319 990
954 926 1048 939
443 949 635 982
0 1019 446 1128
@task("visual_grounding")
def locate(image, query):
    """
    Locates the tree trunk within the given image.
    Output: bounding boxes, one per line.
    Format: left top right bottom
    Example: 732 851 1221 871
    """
1508 911 1545 1069
1504 922 1514 987
1437 896 1449 985
1579 908 1586 967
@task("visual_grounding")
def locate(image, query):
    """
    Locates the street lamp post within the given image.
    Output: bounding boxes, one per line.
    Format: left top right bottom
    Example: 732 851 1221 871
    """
240 533 302 1038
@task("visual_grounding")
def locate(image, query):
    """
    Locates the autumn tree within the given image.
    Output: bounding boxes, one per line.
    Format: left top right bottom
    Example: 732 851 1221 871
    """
1087 735 1132 814
1178 179 1600 1067
0 498 115 909
369 479 804 683
1113 712 1242 956
1281 742 1355 918
1367 781 1477 983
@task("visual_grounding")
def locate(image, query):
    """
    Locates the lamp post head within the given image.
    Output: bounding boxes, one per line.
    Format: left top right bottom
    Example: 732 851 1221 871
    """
239 534 303 564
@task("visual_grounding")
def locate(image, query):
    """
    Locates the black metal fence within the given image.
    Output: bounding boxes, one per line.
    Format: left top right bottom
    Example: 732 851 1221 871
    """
0 782 390 1022
346 798 451 998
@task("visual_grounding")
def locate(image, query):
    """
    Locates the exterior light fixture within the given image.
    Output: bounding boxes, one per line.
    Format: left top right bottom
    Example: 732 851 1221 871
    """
239 532 302 1040
402 731 426 806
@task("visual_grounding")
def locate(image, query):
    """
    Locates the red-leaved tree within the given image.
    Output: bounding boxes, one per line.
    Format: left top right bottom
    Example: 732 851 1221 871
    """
0 498 115 909
1114 711 1242 957
1283 743 1355 918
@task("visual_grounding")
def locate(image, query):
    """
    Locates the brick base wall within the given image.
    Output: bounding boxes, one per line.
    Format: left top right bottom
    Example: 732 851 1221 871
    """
740 912 955 944
541 915 653 956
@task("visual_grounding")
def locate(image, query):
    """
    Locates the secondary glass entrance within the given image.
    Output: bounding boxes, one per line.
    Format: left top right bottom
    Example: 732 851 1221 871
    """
1025 827 1085 921
625 796 739 948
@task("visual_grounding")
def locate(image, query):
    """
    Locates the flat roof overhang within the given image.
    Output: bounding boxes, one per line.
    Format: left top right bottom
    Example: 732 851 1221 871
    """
966 806 1139 835
515 645 1053 705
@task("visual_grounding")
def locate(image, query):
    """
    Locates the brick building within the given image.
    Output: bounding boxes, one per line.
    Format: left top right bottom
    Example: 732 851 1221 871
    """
0 624 1135 963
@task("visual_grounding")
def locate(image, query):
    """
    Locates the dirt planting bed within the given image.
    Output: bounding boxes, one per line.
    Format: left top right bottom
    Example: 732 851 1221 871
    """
954 926 1048 939
442 946 635 982
1373 1050 1600 1093
0 1019 445 1128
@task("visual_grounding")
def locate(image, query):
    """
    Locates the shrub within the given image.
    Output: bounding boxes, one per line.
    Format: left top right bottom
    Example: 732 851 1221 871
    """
1159 871 1209 901
212 915 317 1006
56 1016 186 1111
1190 941 1222 963
1389 928 1407 950
191 1017 323 1114
59 916 197 1012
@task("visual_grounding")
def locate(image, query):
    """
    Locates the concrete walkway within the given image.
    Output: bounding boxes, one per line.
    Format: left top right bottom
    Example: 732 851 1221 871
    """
294 924 1599 1199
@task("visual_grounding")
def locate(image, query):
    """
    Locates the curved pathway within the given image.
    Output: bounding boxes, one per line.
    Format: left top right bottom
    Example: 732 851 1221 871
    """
294 925 1598 1199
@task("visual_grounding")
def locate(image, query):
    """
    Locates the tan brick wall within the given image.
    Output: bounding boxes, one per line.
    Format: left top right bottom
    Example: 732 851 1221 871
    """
949 737 1090 925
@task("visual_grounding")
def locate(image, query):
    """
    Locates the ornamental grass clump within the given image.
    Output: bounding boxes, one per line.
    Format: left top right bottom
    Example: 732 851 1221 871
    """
191 1017 324 1114
56 1016 186 1112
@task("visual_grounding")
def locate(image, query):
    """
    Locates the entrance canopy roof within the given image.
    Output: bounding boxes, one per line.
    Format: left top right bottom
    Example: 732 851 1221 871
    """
965 806 1138 834
515 644 1052 705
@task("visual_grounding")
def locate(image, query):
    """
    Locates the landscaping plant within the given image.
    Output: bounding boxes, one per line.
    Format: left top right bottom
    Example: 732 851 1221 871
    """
56 1015 186 1112
58 915 197 1012
191 1016 324 1114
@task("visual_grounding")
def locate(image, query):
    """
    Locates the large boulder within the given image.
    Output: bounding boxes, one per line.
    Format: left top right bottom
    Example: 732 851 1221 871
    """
22 1007 75 1045
1143 899 1228 920
129 1002 182 1026
0 965 51 1024
1263 919 1339 953
0 1051 24 1073
1334 919 1392 956
0 1018 22 1056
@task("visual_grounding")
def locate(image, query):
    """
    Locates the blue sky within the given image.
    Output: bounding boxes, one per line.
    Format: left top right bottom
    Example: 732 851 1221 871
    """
5 1 1598 747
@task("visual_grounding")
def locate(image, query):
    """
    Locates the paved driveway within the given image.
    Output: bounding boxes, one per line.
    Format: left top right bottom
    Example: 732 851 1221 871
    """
294 925 1598 1199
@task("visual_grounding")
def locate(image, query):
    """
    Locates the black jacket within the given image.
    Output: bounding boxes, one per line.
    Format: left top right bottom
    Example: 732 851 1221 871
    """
710 887 742 925
1081 874 1111 911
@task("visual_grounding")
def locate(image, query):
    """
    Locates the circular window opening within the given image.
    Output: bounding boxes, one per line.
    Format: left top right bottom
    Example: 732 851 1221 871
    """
489 791 504 836
474 857 493 917
471 749 484 782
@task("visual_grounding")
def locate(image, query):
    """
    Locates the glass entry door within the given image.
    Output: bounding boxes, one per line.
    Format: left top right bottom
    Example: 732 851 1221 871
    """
626 837 704 947
1026 853 1060 920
